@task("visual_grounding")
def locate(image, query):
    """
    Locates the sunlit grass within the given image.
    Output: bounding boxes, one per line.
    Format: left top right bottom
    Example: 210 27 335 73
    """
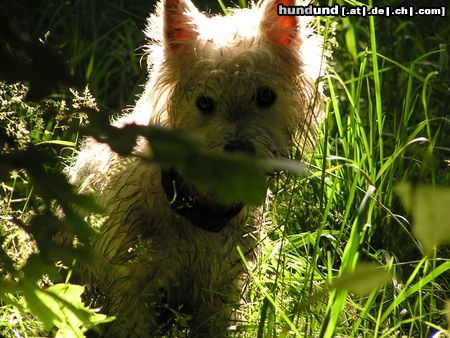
241 0 450 336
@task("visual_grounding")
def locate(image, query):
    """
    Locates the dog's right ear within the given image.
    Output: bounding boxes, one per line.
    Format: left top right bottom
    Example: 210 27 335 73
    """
163 0 199 52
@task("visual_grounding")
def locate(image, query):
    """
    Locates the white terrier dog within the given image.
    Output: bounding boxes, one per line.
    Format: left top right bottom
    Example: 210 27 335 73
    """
69 0 323 336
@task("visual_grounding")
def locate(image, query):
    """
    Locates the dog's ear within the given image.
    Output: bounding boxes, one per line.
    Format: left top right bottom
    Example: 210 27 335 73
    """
260 0 300 47
163 0 199 51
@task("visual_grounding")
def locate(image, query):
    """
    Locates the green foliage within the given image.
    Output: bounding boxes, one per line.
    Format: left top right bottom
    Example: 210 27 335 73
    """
330 262 391 297
0 82 114 337
19 283 113 337
1 282 114 337
239 0 450 337
82 115 269 204
396 184 450 256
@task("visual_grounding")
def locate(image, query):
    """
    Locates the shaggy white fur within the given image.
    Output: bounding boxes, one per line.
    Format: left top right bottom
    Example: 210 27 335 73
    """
68 0 324 336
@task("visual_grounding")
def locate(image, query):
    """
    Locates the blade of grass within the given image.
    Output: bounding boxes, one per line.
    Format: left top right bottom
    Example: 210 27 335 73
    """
320 185 376 338
380 260 450 325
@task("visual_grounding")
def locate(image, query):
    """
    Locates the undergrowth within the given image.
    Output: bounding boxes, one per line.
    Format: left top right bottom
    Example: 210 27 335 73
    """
241 1 450 337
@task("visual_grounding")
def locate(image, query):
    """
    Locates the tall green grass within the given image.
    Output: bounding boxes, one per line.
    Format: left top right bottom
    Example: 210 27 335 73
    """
242 1 450 336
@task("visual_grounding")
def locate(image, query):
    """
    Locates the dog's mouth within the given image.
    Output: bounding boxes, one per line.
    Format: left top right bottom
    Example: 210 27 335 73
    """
161 168 244 232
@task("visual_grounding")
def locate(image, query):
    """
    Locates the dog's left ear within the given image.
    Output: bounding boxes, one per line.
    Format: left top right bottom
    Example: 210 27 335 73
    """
260 0 300 47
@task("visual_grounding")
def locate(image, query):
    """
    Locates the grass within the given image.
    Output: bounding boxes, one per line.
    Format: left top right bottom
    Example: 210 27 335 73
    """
241 1 450 336
1 0 449 337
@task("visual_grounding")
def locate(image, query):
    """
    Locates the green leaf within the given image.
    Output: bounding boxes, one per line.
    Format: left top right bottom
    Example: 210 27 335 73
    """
145 127 268 204
331 262 391 296
36 140 77 147
344 19 357 61
396 183 450 255
21 283 114 335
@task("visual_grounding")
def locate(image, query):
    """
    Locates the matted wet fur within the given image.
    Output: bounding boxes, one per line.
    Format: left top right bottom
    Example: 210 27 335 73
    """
68 0 324 336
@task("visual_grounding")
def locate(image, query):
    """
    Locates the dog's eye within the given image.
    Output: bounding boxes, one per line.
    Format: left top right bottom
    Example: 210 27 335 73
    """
256 86 277 107
196 95 216 115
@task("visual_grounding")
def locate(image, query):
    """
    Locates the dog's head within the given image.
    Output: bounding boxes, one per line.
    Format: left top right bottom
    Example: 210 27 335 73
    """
146 0 323 157
141 0 324 231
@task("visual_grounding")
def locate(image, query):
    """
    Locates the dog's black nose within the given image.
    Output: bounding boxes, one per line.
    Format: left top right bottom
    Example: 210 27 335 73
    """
223 139 255 154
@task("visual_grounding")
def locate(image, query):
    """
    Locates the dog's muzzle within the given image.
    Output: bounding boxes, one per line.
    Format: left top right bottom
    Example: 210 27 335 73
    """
161 168 244 232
